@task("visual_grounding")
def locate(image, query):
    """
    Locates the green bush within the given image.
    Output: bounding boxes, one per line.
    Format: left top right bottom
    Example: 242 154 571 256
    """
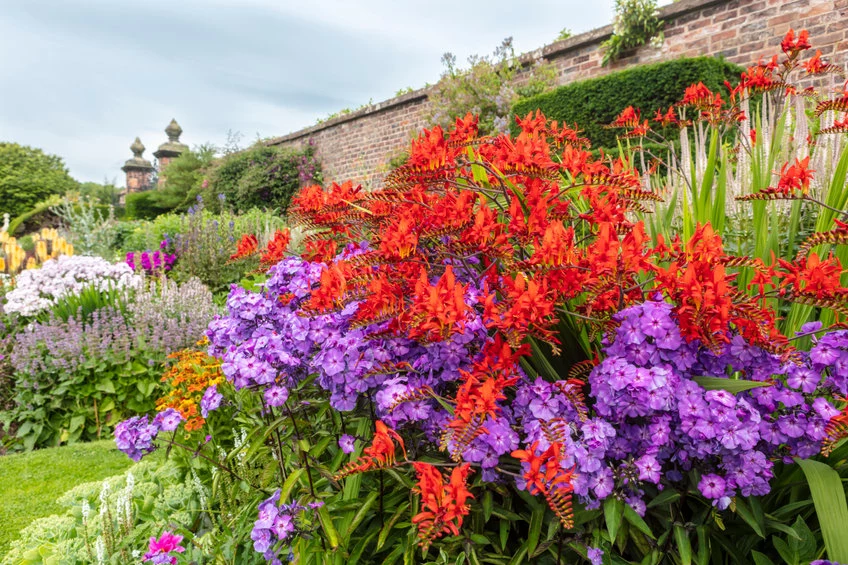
0 143 78 219
512 57 743 150
207 143 321 213
124 191 172 220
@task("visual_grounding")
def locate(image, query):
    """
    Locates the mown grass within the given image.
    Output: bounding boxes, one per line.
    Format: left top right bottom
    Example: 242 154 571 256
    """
0 440 132 554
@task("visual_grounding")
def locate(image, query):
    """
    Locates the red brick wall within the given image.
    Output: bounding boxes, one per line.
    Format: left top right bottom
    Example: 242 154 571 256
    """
268 0 848 189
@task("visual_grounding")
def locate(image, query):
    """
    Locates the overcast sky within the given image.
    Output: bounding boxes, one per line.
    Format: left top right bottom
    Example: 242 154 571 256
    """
0 0 617 185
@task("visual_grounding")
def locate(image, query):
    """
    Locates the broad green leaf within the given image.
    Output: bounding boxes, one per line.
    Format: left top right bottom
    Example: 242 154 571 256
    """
624 504 655 539
376 502 409 551
734 497 765 538
692 376 771 393
751 550 777 565
796 457 848 563
674 525 692 565
604 498 624 544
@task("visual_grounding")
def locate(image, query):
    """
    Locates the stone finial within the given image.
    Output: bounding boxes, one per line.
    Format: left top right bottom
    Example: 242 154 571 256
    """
130 137 145 158
165 118 183 142
122 137 154 172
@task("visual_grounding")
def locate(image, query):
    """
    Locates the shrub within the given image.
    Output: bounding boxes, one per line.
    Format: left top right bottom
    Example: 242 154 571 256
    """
601 0 664 65
5 196 64 236
153 144 218 212
54 197 119 259
207 143 321 213
125 191 173 220
0 143 78 219
512 56 743 150
428 37 556 135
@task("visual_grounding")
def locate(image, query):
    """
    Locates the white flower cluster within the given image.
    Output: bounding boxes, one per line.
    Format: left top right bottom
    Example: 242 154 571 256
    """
3 255 142 316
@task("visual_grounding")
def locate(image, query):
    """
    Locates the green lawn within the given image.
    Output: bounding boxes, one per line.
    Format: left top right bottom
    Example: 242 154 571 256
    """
0 440 132 554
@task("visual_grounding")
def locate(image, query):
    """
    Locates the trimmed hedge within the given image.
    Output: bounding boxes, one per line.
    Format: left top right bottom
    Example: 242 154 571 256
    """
125 191 174 220
512 57 744 150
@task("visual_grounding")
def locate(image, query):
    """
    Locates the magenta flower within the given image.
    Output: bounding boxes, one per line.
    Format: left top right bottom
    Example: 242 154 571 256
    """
698 473 726 500
144 531 185 564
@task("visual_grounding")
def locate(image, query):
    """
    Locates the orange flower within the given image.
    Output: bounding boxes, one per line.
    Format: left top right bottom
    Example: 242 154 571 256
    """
230 234 258 260
411 462 473 549
259 229 291 267
156 349 224 431
781 28 811 55
776 156 814 195
335 421 407 479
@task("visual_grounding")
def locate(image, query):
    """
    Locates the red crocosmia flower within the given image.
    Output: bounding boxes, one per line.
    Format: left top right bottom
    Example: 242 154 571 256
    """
336 420 406 478
777 252 845 300
259 229 291 267
654 105 680 127
680 82 715 106
406 266 469 342
515 110 549 136
303 238 338 263
609 106 642 129
776 156 814 195
449 112 479 143
805 50 828 74
230 233 258 260
411 462 473 549
749 128 757 145
781 28 811 55
378 209 420 260
305 262 350 312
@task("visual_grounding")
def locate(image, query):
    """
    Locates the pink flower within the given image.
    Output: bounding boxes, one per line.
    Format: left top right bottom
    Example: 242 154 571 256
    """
144 531 185 564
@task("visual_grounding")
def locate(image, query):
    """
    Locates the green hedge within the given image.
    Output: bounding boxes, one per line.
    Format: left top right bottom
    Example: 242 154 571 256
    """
512 57 744 150
125 191 173 220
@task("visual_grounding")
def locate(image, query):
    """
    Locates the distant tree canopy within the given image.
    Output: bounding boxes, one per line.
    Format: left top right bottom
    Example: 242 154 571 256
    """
0 142 78 219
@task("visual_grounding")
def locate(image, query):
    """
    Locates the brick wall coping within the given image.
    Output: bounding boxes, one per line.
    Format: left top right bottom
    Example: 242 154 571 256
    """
266 0 728 147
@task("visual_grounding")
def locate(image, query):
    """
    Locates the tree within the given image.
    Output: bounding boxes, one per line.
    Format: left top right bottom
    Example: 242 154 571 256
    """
151 144 218 212
0 142 78 219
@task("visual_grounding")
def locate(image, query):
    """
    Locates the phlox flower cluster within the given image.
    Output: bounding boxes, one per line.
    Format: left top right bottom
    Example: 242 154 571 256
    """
512 296 835 512
206 249 490 430
250 490 323 564
114 408 183 461
3 255 141 316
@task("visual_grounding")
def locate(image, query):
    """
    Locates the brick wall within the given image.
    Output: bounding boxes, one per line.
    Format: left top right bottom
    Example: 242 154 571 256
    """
268 0 848 188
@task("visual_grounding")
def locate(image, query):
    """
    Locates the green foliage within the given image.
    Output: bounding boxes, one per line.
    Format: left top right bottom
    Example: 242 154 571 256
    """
78 181 122 208
207 142 321 213
152 144 218 212
512 56 743 150
6 195 63 235
428 37 557 135
125 191 173 220
0 142 78 219
0 440 133 554
601 0 664 66
0 454 202 565
54 196 118 258
556 28 573 41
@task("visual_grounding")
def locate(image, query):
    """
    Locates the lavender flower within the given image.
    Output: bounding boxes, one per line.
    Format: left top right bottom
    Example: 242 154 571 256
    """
200 385 223 417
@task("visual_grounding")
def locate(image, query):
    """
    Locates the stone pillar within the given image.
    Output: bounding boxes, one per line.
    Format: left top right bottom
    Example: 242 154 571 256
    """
153 119 188 187
120 137 154 203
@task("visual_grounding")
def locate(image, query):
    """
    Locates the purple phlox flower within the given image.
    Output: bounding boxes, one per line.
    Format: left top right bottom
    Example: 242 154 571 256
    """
587 547 604 565
200 385 223 418
153 408 184 432
264 385 289 407
698 473 727 500
339 434 356 454
114 415 160 461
